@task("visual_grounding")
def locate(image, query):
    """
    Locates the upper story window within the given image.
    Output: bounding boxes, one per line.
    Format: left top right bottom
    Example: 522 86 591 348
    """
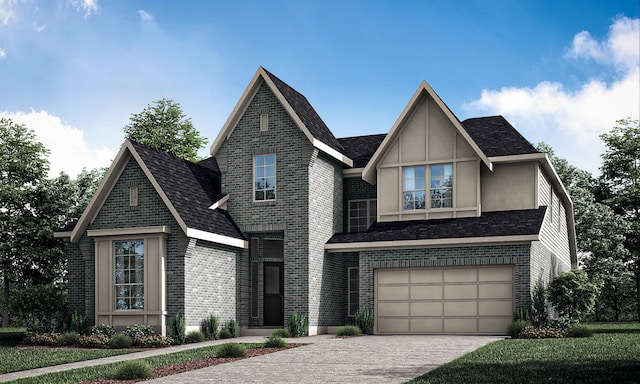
430 164 453 208
403 166 426 210
254 154 276 201
348 199 377 232
114 240 144 310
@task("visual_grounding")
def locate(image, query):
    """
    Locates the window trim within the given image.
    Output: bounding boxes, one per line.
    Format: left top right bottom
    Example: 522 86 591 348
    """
253 153 276 202
347 267 359 317
347 199 377 232
114 240 145 311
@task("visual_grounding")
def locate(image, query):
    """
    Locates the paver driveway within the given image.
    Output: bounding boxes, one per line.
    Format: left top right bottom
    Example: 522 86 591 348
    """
146 334 502 383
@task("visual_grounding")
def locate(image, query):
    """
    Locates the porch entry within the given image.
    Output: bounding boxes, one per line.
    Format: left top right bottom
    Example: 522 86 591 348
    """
263 262 284 326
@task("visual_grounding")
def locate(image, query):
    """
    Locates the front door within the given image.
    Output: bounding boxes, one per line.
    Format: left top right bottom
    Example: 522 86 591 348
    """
263 262 284 326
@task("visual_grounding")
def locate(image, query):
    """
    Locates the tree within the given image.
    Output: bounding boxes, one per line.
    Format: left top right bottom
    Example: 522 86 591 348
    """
123 98 207 162
599 118 640 319
547 269 600 320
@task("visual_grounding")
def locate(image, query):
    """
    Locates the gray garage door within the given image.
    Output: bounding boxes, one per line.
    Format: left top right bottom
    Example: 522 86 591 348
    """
375 266 514 334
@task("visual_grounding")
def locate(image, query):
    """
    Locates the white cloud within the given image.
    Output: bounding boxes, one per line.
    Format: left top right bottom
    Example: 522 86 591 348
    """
0 110 116 178
0 0 17 25
0 48 5 59
138 10 153 22
68 0 98 18
32 21 45 32
465 17 640 175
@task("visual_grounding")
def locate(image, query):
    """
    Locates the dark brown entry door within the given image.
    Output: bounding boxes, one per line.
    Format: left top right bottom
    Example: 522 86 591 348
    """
263 262 284 326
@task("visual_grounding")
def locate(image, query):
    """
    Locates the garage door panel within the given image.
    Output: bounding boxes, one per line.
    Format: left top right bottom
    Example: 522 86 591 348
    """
378 318 409 333
479 301 513 316
411 285 442 300
479 317 512 333
378 270 409 284
479 267 513 282
378 302 410 317
411 302 442 316
378 285 409 301
410 269 442 283
444 318 477 333
444 269 476 282
444 301 478 316
444 284 477 299
411 318 443 333
479 283 513 299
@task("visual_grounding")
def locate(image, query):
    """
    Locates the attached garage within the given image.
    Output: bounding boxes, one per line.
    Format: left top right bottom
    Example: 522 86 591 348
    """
375 266 514 334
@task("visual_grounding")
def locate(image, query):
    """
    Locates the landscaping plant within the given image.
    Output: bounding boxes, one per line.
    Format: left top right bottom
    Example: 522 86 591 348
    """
168 313 186 344
108 334 133 349
288 310 308 337
354 307 374 335
263 336 288 348
216 342 246 358
91 323 116 338
271 328 291 338
57 332 81 346
202 314 220 340
226 319 239 338
530 279 548 327
185 330 205 343
336 325 362 337
219 329 232 339
114 360 153 380
69 311 87 335
547 269 600 320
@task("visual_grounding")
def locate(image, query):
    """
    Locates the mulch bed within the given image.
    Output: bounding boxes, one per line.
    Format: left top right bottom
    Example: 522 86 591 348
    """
80 344 305 384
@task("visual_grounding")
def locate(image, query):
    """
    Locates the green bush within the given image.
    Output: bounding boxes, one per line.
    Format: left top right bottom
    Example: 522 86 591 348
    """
531 280 548 327
109 334 133 349
0 331 24 346
547 269 600 320
566 325 594 338
219 329 232 339
354 307 374 335
517 326 565 339
57 332 81 346
185 330 205 344
507 320 530 338
114 360 153 380
69 311 87 335
336 325 363 337
134 335 174 348
24 332 61 346
9 285 67 332
123 324 155 341
79 334 110 348
288 310 308 337
91 323 116 338
513 305 532 322
168 313 186 345
202 314 220 340
264 336 288 348
548 316 579 331
271 328 291 338
226 319 239 338
216 343 246 358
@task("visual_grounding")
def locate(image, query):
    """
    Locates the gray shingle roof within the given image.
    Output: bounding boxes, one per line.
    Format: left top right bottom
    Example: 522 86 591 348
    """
262 68 346 156
462 116 539 157
337 134 386 168
328 207 546 244
131 141 245 242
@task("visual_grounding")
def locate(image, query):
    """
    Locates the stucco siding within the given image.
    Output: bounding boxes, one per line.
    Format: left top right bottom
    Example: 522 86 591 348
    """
481 162 537 212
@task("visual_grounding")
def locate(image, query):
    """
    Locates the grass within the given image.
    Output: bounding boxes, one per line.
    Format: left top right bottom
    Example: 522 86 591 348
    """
0 328 26 333
408 322 640 384
0 346 138 374
7 343 263 384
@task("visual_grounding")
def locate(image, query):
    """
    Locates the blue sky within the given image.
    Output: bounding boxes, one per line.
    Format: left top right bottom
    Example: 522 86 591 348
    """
1 0 638 177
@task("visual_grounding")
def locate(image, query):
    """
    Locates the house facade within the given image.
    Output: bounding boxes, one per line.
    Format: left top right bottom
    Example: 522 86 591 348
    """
56 67 577 335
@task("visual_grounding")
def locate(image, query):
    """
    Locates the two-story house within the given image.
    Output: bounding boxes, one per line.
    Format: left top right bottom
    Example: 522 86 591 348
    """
56 67 576 335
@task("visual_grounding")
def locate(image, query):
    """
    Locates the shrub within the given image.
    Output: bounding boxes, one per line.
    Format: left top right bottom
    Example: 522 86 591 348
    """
513 305 532 322
123 324 155 341
531 280 548 327
109 334 133 349
24 332 61 346
185 330 205 344
202 314 220 340
548 316 579 331
134 335 174 348
226 319 239 338
216 343 246 358
168 313 186 345
57 332 81 346
69 311 87 335
566 325 594 338
79 334 110 348
271 328 291 338
547 269 600 320
91 323 116 338
114 361 153 380
517 326 565 339
9 285 67 332
336 325 363 337
0 331 25 346
219 329 232 339
507 320 530 338
264 336 288 348
288 310 308 337
354 307 374 335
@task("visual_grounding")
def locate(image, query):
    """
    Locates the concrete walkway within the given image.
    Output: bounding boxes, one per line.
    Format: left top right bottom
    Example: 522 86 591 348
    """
1 335 502 383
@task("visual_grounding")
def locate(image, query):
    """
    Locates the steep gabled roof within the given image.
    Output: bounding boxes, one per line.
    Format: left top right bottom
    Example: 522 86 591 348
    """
462 116 539 157
68 140 246 248
210 67 353 166
362 81 493 183
337 134 386 168
326 208 546 250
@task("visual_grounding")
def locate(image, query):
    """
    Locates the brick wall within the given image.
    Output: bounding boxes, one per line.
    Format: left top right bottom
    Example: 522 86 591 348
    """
342 176 377 230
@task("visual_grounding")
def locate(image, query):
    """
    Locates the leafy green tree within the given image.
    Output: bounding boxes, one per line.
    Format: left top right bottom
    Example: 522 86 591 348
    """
547 269 600 320
598 118 640 319
124 98 207 162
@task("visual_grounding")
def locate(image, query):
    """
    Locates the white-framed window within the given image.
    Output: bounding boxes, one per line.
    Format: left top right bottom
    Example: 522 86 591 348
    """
348 199 377 232
429 163 453 208
114 240 144 310
403 166 426 210
348 267 359 317
254 154 276 201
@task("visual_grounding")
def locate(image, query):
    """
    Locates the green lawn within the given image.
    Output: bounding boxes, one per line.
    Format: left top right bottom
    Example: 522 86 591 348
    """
408 322 640 384
8 343 263 384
